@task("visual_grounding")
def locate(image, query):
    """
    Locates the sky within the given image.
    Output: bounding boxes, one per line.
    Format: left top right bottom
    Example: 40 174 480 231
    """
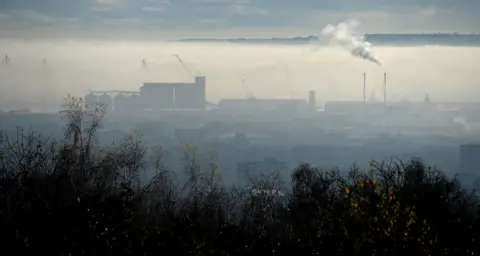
0 0 479 39
0 1 479 111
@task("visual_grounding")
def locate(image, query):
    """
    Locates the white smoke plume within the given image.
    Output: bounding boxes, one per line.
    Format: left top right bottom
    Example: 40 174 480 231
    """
454 117 471 130
321 19 382 66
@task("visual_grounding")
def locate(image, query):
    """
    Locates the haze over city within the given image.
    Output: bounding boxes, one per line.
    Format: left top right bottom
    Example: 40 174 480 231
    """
1 39 480 110
1 0 479 172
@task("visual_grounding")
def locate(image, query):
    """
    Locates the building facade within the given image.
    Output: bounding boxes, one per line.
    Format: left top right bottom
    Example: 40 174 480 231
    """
460 144 480 173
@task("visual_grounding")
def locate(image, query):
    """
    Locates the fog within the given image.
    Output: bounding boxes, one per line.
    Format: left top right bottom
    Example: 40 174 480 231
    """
1 39 480 110
2 38 480 189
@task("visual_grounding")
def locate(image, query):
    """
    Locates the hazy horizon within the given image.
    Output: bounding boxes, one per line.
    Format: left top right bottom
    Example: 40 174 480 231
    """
1 39 480 111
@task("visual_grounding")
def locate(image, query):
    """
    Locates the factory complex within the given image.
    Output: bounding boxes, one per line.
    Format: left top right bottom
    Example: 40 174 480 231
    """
85 75 318 114
84 73 480 118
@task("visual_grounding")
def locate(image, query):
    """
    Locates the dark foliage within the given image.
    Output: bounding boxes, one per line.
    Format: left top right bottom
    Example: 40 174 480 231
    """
1 96 479 255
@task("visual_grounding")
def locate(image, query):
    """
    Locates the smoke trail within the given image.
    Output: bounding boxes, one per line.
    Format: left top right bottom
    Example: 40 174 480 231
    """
454 117 471 130
321 19 382 66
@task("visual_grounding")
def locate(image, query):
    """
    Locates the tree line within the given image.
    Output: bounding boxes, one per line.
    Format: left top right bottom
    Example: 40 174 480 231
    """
0 95 479 255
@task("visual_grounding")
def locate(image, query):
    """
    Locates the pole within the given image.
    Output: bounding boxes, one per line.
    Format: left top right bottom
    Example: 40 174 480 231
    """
384 72 387 103
363 72 366 103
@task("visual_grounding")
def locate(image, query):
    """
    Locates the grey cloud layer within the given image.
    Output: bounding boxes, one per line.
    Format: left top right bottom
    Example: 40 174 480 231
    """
0 0 478 34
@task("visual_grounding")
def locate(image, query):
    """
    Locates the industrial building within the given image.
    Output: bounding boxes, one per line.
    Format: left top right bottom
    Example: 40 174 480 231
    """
140 83 175 110
324 101 388 115
460 144 480 173
308 90 316 109
141 76 206 110
84 76 207 112
217 91 316 114
114 93 141 114
84 76 327 116
98 93 113 112
217 99 307 112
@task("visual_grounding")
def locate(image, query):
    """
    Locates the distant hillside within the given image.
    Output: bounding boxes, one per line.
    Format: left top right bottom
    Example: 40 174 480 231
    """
178 36 316 45
366 34 480 46
178 34 480 46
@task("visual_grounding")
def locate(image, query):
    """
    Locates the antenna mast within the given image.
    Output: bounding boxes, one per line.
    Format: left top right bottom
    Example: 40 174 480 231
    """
141 58 148 71
241 77 248 99
2 54 10 65
241 77 254 99
383 72 387 103
363 72 366 103
42 57 51 76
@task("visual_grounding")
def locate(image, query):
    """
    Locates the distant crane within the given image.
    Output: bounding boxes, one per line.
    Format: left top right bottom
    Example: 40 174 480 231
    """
2 54 10 65
241 77 255 99
141 58 148 71
42 57 51 76
172 54 194 81
424 94 431 103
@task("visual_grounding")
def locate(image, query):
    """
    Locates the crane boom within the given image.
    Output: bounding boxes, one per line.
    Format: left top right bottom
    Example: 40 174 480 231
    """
241 77 248 98
173 54 193 79
241 77 255 99
141 58 148 70
42 57 51 75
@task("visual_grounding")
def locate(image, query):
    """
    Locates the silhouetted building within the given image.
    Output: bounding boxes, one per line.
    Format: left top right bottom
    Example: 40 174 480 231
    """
7 109 31 115
140 76 206 110
174 76 206 110
98 93 113 112
308 90 316 110
218 98 308 113
140 83 175 110
424 94 431 103
456 173 479 189
130 94 141 111
114 94 129 112
324 101 388 115
233 132 250 149
460 144 480 173
324 101 365 114
114 93 141 114
84 92 97 107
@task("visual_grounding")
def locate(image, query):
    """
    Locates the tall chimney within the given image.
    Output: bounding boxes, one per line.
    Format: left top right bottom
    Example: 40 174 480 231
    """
308 90 316 110
363 72 366 103
383 72 387 103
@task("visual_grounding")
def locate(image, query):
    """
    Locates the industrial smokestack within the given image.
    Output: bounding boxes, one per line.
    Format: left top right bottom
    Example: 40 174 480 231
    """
363 72 366 103
383 72 387 103
308 90 316 110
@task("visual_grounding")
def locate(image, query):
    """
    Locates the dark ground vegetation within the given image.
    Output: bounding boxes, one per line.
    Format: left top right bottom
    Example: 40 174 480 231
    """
1 96 479 255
